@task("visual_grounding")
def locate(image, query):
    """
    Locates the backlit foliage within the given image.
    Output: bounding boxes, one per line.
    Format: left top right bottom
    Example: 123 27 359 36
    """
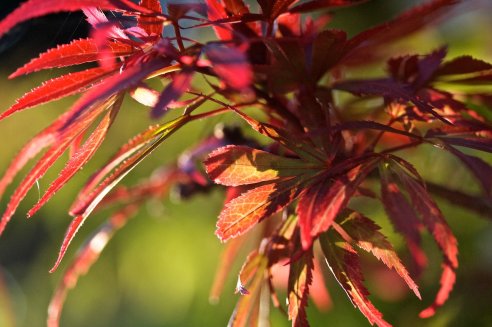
1 0 492 326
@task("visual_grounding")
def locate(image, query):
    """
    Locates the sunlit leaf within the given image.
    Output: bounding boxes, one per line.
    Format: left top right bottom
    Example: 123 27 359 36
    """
336 210 421 298
9 38 134 78
320 233 391 327
205 145 320 187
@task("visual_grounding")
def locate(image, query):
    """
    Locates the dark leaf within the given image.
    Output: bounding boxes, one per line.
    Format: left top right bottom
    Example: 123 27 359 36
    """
289 0 368 13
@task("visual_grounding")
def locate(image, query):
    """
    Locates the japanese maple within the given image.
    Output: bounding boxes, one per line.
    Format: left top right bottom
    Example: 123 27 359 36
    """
0 0 491 326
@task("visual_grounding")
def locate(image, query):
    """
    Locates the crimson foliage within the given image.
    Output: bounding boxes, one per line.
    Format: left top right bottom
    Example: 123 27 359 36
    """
0 0 491 326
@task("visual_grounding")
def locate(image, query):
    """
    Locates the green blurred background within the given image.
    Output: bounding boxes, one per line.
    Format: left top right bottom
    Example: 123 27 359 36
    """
1 1 492 326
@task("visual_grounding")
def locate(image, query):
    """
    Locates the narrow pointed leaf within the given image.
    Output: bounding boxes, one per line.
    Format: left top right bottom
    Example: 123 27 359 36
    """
436 137 492 153
419 263 456 318
0 0 155 40
337 211 421 299
216 178 304 242
435 56 492 76
229 251 267 327
287 248 314 327
69 123 168 215
380 164 427 272
229 110 325 163
47 204 137 327
333 79 446 123
1 68 114 121
64 58 170 127
289 0 368 13
392 162 458 268
64 115 189 226
28 96 123 218
0 97 115 235
297 160 378 250
9 39 134 78
320 233 391 327
205 145 319 187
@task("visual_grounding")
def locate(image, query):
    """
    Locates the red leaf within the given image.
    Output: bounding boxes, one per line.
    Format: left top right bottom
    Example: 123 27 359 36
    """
0 96 115 235
150 72 193 119
0 128 57 200
297 160 378 250
289 0 368 13
223 0 249 15
336 120 421 140
205 0 233 41
258 0 298 20
63 58 170 126
216 178 304 242
419 263 456 318
9 38 134 78
435 56 492 76
0 0 156 40
379 164 427 273
137 0 164 35
1 67 114 121
336 211 421 299
47 204 137 327
205 44 252 90
27 96 123 218
229 110 325 163
228 251 267 327
287 248 314 327
391 161 458 269
205 145 319 187
320 233 391 327
69 123 168 215
333 79 447 123
67 115 189 222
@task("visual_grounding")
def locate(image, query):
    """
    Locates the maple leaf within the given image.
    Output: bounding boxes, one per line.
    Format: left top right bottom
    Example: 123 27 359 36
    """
297 158 380 250
9 38 134 78
335 210 421 299
205 145 321 186
320 233 391 327
287 248 314 327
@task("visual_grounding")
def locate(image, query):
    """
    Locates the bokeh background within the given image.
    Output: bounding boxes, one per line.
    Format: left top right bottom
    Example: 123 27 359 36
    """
1 0 492 326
